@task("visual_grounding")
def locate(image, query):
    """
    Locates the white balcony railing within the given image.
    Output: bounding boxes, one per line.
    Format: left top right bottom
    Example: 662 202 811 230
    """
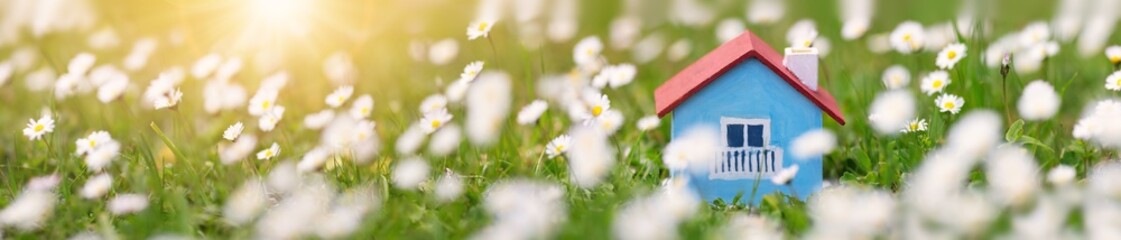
709 146 783 180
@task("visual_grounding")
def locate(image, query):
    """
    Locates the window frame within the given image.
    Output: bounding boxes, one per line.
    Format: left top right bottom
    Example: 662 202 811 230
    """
719 117 770 148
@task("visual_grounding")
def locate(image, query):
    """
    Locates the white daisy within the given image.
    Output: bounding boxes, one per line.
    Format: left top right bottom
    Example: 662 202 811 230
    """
419 94 448 114
771 164 800 185
85 141 121 172
901 118 928 133
428 124 462 156
591 64 638 89
96 75 128 103
395 123 427 155
427 39 459 65
516 100 549 125
636 115 661 131
260 72 289 91
1047 164 1076 186
303 109 336 130
259 106 286 132
920 71 951 95
79 173 112 199
747 0 785 24
936 43 967 69
349 94 374 119
667 39 692 62
223 179 267 226
257 142 281 160
868 90 915 135
202 80 248 114
935 93 965 114
790 129 836 160
465 72 512 146
153 88 184 109
889 21 925 54
23 115 55 141
108 194 149 215
584 93 611 118
460 61 485 83
1106 70 1121 91
574 36 604 67
25 67 56 92
716 18 746 43
392 157 431 190
322 52 356 84
248 89 279 116
420 108 453 134
545 134 571 159
75 131 112 156
566 126 615 188
592 109 624 135
224 122 244 141
434 171 464 203
0 189 55 230
882 65 911 90
0 61 13 87
325 85 354 108
1107 45 1121 65
220 134 258 165
215 58 243 82
68 52 97 76
467 19 496 40
445 79 470 102
786 19 818 49
1018 80 1061 121
296 147 331 173
191 53 222 79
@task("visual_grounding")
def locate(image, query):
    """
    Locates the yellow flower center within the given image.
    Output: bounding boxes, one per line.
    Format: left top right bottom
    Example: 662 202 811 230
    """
1111 56 1120 64
932 80 943 89
477 22 488 31
554 145 565 153
944 102 955 109
431 120 442 129
34 124 44 132
903 34 911 42
360 107 370 115
265 150 273 157
802 40 813 48
910 122 919 130
89 140 96 147
261 100 271 110
591 106 603 117
947 50 957 59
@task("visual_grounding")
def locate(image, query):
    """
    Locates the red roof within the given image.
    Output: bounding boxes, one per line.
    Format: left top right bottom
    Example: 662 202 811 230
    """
653 30 846 125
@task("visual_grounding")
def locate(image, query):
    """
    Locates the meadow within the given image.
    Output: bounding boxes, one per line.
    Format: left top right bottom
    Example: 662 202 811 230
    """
1 0 1121 239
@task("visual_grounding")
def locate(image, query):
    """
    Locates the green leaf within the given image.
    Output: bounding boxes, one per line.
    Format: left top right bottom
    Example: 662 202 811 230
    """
1006 120 1025 142
1020 136 1054 153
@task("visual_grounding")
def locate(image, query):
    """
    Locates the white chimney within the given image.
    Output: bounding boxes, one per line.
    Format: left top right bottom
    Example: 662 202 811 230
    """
783 47 819 91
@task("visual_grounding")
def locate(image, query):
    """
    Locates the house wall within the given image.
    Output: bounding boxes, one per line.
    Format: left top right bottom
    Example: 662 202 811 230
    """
670 58 823 204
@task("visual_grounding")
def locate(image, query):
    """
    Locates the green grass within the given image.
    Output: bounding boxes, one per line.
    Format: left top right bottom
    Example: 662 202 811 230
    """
1 0 1120 238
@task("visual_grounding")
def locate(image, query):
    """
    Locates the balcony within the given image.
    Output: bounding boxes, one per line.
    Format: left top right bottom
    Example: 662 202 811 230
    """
709 146 784 180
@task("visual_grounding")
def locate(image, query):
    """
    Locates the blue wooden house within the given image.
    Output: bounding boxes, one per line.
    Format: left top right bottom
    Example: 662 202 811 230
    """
654 30 846 203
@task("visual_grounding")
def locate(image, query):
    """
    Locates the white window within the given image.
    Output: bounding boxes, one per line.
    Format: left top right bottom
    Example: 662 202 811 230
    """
711 117 782 180
720 117 770 148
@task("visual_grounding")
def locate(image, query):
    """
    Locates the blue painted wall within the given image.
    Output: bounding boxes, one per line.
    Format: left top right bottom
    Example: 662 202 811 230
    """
670 58 823 204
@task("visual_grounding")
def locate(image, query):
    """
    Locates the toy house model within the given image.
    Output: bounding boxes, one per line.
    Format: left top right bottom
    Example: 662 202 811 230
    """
654 30 846 203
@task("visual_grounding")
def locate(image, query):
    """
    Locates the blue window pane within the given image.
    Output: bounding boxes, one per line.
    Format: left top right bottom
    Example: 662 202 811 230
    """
726 124 744 147
747 125 764 147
